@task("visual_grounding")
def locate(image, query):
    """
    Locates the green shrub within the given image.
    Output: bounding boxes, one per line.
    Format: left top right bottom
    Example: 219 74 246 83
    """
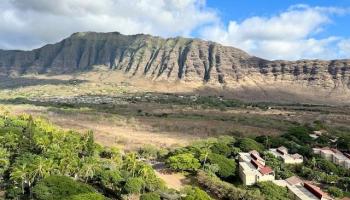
208 153 236 178
337 135 350 151
327 186 344 198
257 181 291 200
138 145 159 159
32 176 96 200
196 171 263 200
166 153 200 172
237 138 264 152
317 159 339 174
124 177 144 194
66 193 106 200
0 119 4 127
140 192 161 200
210 142 231 156
285 126 312 144
182 186 212 200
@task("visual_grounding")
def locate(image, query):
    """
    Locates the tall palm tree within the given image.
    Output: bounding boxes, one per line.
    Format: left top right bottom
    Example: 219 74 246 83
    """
0 148 10 180
79 157 100 182
58 155 80 177
31 157 55 181
124 153 138 177
137 164 157 191
201 144 213 169
10 164 30 194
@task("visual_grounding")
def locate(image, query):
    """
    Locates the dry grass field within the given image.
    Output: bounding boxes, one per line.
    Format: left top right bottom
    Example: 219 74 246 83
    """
1 70 350 150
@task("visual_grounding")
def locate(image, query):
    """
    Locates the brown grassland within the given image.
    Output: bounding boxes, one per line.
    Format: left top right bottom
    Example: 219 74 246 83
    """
1 70 350 150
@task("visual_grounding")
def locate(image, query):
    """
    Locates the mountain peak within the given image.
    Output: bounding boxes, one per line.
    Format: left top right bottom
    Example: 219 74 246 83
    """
0 31 350 103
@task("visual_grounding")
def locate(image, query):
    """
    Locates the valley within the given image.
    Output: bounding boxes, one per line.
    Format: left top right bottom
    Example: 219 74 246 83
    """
1 71 350 150
0 31 350 200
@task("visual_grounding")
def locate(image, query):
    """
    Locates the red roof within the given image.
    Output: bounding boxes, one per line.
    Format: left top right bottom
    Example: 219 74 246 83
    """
259 166 273 175
304 183 324 199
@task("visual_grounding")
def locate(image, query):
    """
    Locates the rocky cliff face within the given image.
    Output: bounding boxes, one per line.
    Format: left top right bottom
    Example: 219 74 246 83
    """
0 32 350 103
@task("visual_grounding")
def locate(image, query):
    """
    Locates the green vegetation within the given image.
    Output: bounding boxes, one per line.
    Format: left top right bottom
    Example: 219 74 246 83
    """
327 186 344 198
196 170 263 200
161 123 350 199
1 105 349 199
166 153 201 172
124 177 145 194
140 192 161 200
263 152 295 179
182 186 212 200
207 153 236 178
237 138 264 152
0 113 169 199
257 181 291 200
32 176 101 200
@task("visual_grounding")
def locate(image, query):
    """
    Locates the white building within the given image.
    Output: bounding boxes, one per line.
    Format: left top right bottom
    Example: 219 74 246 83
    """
269 146 303 164
313 147 350 169
274 176 333 200
238 150 275 186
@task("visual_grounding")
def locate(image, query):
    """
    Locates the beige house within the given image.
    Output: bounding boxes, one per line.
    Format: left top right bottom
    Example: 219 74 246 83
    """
274 176 333 200
313 147 350 169
269 146 303 164
238 151 275 186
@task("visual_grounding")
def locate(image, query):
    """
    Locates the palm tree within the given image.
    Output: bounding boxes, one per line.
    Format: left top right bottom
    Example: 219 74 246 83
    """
34 134 51 152
124 153 138 177
137 164 157 191
201 142 213 170
58 155 80 177
31 157 55 181
10 164 31 194
0 148 10 167
0 148 10 181
79 157 100 182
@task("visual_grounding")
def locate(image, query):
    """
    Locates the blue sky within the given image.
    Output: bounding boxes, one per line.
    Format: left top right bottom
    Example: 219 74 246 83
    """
0 0 349 60
206 0 350 39
200 0 350 60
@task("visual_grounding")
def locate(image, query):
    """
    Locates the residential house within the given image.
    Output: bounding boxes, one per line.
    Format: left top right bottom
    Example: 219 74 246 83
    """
269 146 303 164
274 176 333 200
238 150 275 186
313 147 350 169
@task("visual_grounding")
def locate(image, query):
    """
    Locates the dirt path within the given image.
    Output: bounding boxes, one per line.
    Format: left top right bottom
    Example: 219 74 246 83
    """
152 162 189 190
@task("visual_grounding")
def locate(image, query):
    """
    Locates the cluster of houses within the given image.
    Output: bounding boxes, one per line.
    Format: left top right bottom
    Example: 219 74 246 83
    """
313 147 350 169
238 150 275 185
238 146 335 200
269 146 304 164
274 176 333 200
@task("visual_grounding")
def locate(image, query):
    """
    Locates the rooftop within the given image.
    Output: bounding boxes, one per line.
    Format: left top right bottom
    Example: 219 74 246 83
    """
259 166 273 175
285 176 302 185
239 151 273 176
315 147 350 161
269 147 303 161
288 184 321 200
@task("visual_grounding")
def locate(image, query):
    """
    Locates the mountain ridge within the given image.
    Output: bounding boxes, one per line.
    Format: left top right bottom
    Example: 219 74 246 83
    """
0 31 350 103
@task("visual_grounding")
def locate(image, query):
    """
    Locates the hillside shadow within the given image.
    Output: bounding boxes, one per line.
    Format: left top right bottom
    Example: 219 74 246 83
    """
0 76 87 90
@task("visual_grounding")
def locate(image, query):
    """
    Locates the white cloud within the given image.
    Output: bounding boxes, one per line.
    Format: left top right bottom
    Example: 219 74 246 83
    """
338 39 350 56
0 0 218 49
200 5 349 60
0 1 348 60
